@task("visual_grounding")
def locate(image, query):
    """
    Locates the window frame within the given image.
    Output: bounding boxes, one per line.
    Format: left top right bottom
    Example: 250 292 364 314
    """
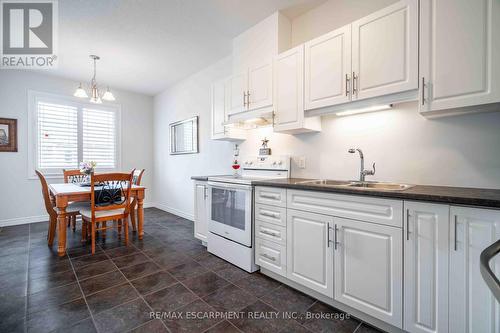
28 90 122 179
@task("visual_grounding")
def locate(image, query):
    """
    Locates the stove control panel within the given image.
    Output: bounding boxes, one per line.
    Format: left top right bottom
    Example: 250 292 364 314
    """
242 156 290 171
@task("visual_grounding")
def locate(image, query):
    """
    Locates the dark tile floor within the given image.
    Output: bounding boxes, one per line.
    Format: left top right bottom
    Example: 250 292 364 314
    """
0 208 384 333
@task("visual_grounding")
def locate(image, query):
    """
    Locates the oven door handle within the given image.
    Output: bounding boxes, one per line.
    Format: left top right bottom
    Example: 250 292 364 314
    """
207 181 252 191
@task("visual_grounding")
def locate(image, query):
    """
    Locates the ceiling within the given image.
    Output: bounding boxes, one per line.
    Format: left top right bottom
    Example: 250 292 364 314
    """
45 0 325 96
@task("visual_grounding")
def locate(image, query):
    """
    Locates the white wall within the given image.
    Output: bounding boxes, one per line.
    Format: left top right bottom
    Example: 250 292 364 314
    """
0 71 154 225
237 103 500 187
153 56 235 220
290 0 397 46
154 0 500 219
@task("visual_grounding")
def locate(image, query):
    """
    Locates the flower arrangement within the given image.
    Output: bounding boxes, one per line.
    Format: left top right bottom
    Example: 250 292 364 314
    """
79 161 96 175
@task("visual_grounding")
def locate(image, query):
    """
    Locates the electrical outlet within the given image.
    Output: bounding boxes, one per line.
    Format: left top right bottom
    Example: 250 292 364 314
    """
298 156 306 169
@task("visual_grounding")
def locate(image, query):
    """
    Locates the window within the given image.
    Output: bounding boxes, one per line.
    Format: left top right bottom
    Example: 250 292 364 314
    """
29 91 120 177
83 108 117 169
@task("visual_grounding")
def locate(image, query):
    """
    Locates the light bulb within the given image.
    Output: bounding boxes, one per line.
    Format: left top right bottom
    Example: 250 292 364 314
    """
102 87 115 101
74 83 88 98
90 96 102 104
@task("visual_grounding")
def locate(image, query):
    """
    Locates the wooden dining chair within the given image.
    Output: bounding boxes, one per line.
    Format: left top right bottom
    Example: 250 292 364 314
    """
35 170 88 246
63 169 87 231
129 169 145 231
63 169 87 184
80 172 134 254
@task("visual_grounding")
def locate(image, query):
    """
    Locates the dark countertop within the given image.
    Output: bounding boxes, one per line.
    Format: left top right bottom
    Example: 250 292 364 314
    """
191 175 209 181
253 178 500 209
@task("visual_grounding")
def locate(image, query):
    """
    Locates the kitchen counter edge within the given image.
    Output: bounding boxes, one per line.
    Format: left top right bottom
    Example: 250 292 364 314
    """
253 178 500 209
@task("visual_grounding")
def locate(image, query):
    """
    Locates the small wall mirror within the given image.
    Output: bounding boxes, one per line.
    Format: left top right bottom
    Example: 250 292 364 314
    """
170 116 198 155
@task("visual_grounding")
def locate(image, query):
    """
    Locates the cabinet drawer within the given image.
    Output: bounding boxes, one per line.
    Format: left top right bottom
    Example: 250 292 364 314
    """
255 220 286 245
255 238 286 277
254 203 286 226
255 187 286 207
287 189 403 227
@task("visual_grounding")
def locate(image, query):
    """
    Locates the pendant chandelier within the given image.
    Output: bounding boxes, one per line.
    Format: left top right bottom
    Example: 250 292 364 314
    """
74 55 115 104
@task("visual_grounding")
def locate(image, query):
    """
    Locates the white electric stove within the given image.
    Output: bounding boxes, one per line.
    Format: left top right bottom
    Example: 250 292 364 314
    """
206 156 290 272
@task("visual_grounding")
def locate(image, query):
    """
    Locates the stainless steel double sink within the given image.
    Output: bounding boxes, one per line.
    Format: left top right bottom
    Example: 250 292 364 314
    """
296 179 415 191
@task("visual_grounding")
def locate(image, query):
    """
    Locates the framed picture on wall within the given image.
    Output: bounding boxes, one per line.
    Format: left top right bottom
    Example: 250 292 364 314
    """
169 116 199 155
0 118 18 152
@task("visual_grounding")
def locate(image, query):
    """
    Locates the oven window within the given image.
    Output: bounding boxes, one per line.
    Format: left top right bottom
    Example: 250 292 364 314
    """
211 187 246 230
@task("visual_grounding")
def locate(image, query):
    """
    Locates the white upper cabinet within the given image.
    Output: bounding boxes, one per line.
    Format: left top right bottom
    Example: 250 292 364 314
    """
226 72 248 116
420 0 500 116
274 45 321 134
351 0 418 101
334 217 403 328
248 60 273 111
449 206 500 333
210 78 245 141
226 61 273 116
404 201 449 333
287 209 333 297
304 25 352 110
211 79 226 138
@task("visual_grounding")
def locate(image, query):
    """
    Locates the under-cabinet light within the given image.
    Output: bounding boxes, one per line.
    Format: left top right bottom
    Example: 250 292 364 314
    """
335 104 393 117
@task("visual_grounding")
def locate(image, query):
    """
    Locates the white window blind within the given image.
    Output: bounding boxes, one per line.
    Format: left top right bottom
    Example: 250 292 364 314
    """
37 102 78 169
83 108 116 169
32 94 119 175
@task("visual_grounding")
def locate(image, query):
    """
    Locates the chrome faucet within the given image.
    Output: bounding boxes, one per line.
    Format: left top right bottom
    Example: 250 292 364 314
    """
348 148 376 182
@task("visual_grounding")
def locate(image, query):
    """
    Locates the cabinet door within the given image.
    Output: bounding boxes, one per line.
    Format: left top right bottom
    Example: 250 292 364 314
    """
194 183 208 242
304 25 351 110
211 79 226 139
256 238 286 277
273 45 305 132
449 206 500 333
404 202 449 333
287 209 333 297
334 217 403 328
420 0 500 114
248 60 273 110
226 71 248 115
351 0 418 101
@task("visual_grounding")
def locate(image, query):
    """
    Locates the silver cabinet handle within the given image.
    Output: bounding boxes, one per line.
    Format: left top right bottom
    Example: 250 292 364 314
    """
243 92 246 107
334 224 339 250
421 77 426 106
204 186 208 199
345 74 350 96
454 215 458 251
261 230 278 237
260 194 280 200
261 253 276 262
261 211 278 219
327 224 331 247
246 90 250 109
406 209 411 241
352 72 358 95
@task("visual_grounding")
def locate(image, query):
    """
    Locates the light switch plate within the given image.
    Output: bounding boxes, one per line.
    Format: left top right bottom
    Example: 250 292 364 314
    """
298 156 306 169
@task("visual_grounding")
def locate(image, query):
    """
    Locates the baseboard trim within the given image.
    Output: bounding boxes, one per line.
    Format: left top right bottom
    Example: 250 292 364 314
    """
0 214 49 227
0 202 156 227
153 203 194 221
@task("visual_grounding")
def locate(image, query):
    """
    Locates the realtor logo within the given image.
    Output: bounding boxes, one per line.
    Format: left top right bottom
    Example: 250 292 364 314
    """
1 0 58 68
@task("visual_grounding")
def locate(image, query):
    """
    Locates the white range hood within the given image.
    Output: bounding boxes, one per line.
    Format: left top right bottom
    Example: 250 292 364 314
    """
224 108 274 128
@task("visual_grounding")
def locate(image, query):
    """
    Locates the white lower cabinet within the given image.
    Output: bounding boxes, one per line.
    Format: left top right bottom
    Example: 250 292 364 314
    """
193 181 208 243
333 217 403 328
449 206 500 333
256 188 500 333
403 201 449 333
286 209 334 298
255 237 286 277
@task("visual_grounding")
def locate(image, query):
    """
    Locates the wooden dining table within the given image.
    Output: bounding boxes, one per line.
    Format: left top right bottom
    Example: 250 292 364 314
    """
48 183 146 256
